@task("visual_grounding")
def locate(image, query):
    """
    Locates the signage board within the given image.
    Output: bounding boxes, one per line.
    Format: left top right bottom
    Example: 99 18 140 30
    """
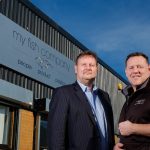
0 13 76 88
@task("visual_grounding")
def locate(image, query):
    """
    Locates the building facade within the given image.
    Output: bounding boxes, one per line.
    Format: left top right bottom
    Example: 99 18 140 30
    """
0 0 127 149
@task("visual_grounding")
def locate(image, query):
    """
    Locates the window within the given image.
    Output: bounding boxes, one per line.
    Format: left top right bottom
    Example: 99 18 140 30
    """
40 114 48 150
0 105 11 145
0 104 18 150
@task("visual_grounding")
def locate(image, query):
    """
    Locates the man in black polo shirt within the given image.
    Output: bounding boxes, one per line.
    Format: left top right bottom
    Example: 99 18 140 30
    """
114 52 150 150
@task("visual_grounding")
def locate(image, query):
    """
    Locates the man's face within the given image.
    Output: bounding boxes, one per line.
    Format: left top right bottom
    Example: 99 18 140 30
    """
125 56 150 89
75 55 98 85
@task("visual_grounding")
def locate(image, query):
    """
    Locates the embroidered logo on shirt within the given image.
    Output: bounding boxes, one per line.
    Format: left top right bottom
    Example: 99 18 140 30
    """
134 99 145 105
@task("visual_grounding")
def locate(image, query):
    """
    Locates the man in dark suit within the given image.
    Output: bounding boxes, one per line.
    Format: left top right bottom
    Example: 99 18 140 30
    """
47 51 115 150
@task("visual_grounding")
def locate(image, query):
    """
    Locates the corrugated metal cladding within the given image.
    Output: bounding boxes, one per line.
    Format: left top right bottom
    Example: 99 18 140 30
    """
0 0 127 132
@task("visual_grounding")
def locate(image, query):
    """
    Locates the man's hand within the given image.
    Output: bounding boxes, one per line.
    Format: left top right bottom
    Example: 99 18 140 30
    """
119 120 133 136
113 142 124 150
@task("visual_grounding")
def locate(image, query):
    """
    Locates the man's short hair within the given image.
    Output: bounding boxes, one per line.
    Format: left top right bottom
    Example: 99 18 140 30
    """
125 52 149 66
75 51 98 65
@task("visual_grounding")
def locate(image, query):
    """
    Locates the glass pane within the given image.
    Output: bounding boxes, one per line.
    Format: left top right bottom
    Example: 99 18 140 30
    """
0 105 10 144
40 115 48 150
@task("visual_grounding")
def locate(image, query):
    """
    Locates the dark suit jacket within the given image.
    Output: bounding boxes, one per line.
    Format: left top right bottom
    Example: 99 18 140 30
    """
47 82 114 150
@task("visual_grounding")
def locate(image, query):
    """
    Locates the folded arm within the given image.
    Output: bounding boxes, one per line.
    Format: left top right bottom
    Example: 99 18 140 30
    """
119 120 150 136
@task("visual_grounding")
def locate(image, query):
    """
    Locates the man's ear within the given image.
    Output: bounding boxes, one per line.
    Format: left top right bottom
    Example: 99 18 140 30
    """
125 68 127 77
74 65 77 74
148 65 150 72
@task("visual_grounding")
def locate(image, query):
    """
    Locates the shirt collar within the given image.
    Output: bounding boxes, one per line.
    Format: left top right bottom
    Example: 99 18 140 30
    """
122 77 150 96
77 80 98 93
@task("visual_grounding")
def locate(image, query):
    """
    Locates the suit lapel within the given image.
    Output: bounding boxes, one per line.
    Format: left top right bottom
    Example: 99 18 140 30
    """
73 82 97 126
97 89 112 133
97 89 110 118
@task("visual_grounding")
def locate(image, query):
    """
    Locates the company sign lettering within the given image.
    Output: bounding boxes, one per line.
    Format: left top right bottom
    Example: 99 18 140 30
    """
0 13 76 87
